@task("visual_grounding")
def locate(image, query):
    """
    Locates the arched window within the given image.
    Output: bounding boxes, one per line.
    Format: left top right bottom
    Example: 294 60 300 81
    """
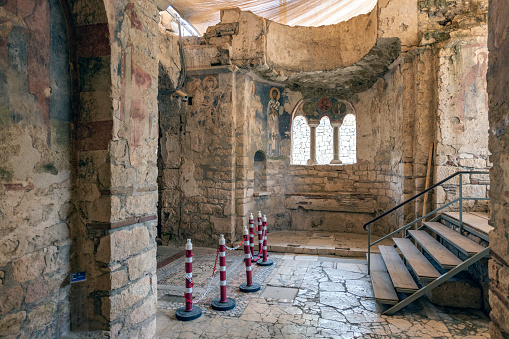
316 116 333 164
291 100 357 166
291 116 310 165
339 114 356 164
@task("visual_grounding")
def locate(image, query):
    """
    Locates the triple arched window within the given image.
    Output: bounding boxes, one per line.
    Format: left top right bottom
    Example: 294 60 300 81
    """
291 98 356 165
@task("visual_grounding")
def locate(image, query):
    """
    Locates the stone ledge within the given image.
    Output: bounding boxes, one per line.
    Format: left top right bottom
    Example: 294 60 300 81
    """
285 193 376 213
88 214 157 230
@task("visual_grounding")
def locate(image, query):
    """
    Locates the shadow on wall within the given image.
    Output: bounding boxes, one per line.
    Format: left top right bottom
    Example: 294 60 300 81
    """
254 150 267 191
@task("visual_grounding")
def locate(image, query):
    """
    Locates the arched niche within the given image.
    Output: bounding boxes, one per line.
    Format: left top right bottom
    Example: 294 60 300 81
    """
254 150 267 191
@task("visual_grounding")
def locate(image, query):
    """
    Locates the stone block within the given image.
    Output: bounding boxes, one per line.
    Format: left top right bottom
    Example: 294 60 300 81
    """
0 286 23 316
459 158 487 168
12 251 46 283
426 273 482 309
130 294 156 324
25 276 60 304
96 226 150 263
102 276 151 321
26 302 56 332
0 311 26 336
126 193 157 216
128 249 156 281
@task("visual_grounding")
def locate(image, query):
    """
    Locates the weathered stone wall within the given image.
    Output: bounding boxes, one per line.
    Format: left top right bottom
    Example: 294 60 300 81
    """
1 0 162 335
434 31 490 211
85 0 160 335
487 0 509 337
0 0 73 336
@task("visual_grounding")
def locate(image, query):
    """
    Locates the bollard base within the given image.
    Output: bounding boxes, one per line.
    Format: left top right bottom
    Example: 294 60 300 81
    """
176 306 202 321
239 282 261 293
211 297 236 311
257 258 274 266
254 252 269 258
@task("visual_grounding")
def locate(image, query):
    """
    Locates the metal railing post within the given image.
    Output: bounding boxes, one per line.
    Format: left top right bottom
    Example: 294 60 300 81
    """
459 172 463 234
368 225 371 275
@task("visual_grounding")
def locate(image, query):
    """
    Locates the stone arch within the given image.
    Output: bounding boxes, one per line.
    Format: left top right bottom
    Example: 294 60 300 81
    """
290 98 356 165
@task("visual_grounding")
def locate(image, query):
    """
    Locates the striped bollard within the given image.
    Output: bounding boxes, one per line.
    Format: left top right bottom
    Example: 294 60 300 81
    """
257 214 273 266
176 239 202 321
249 213 255 257
239 227 261 293
211 235 236 311
255 211 263 258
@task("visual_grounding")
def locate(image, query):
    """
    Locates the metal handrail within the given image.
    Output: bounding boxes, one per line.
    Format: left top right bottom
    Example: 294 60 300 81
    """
366 170 489 275
363 170 488 231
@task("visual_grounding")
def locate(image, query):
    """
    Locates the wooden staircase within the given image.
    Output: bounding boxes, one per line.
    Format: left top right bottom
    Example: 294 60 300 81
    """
368 212 490 315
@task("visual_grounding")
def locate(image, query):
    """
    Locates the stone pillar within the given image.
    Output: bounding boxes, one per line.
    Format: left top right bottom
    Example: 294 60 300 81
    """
488 1 509 337
307 121 319 165
330 121 343 164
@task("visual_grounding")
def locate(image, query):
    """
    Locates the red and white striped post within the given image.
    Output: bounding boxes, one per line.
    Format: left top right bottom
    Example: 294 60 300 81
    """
239 227 260 293
257 214 273 266
255 211 263 258
176 239 202 321
211 235 236 311
249 213 255 257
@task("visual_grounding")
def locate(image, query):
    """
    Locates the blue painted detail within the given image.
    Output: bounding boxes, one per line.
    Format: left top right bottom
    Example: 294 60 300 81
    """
70 271 87 283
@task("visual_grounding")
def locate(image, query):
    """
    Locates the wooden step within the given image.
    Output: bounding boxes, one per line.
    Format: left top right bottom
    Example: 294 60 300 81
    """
392 238 441 281
408 230 463 270
367 253 399 305
470 211 489 220
442 212 493 235
424 221 486 256
379 246 419 293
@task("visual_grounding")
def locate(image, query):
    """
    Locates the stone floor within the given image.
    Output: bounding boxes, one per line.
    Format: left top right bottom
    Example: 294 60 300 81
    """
156 247 490 339
266 231 394 257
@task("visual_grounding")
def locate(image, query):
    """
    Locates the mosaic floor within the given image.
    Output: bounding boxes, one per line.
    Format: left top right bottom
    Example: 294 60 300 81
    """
156 247 490 339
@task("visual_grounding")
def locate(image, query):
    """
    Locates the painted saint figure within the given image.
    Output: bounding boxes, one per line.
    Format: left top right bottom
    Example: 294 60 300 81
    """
267 87 283 157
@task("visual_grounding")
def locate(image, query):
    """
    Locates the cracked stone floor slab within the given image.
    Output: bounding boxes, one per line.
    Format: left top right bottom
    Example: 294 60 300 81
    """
156 250 490 338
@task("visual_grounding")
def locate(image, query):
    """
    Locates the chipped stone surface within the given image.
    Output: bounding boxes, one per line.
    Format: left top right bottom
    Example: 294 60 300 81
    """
156 251 490 338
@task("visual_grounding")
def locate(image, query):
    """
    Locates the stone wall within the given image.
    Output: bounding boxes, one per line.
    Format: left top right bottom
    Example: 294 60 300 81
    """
0 0 73 336
0 0 161 336
487 0 509 337
434 30 490 212
158 2 490 247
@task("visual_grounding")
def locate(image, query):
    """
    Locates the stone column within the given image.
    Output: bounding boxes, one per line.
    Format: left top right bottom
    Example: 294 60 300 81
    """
307 121 319 165
330 121 342 164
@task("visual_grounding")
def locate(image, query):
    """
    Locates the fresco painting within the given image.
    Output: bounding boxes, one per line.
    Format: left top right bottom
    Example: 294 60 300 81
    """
247 78 289 158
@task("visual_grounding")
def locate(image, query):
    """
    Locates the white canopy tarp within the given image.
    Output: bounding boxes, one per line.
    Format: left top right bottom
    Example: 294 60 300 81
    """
169 0 377 35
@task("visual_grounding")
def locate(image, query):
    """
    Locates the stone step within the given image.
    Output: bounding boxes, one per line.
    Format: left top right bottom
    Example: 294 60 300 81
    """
423 222 486 257
408 230 463 270
379 245 419 293
393 238 440 281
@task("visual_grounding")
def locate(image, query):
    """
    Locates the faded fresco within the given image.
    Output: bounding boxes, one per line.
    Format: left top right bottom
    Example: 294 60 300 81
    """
437 38 489 158
245 77 289 158
0 0 71 140
297 97 352 124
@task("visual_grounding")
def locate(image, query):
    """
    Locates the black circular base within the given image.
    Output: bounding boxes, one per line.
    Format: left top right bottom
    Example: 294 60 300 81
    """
176 306 202 321
254 252 269 258
257 258 274 266
239 282 261 293
211 297 236 311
